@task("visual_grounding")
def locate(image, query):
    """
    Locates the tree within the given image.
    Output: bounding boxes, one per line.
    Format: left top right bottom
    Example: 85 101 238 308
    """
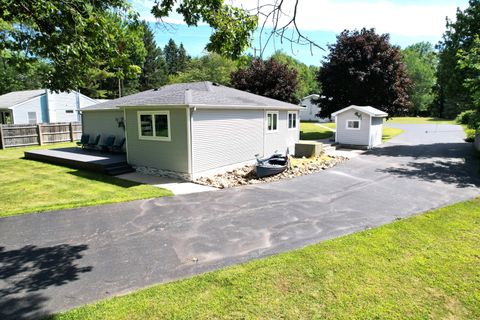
78 12 146 99
458 35 480 129
0 0 137 92
231 58 299 103
0 0 257 92
317 28 411 118
270 51 320 100
168 53 238 85
164 39 190 75
402 42 438 116
436 0 480 118
0 53 52 95
139 22 168 91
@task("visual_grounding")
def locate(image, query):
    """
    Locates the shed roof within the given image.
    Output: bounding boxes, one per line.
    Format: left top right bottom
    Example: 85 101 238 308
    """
82 82 301 111
331 105 388 117
0 89 45 108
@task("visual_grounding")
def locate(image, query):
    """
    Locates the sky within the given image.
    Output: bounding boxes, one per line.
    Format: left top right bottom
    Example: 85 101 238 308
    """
130 0 468 66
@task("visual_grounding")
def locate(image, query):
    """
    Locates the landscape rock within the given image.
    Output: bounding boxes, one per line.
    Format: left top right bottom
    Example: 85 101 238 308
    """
195 155 347 189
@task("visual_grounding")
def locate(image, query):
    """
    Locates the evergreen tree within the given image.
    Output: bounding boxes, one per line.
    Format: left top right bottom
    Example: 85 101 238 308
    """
139 22 168 91
164 39 190 75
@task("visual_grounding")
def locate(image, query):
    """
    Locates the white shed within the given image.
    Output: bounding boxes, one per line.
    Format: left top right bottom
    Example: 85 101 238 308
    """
331 105 388 149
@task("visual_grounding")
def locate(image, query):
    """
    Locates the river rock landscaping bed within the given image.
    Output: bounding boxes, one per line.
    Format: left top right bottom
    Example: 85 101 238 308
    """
195 155 347 189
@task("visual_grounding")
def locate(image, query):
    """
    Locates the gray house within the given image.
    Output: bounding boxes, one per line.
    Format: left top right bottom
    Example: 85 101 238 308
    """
0 89 99 124
81 82 301 180
332 105 388 148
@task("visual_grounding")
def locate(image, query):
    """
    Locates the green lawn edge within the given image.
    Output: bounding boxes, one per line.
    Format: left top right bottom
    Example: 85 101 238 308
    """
50 197 480 319
0 143 173 218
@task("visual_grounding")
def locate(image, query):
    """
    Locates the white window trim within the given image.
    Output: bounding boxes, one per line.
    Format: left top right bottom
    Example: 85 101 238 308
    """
346 119 361 130
27 111 37 124
137 110 171 141
266 111 279 133
287 111 298 130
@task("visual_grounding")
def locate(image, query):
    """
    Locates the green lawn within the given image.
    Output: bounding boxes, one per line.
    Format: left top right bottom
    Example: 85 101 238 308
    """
386 117 456 125
382 127 404 142
51 198 480 319
0 143 172 218
300 122 404 142
300 122 334 140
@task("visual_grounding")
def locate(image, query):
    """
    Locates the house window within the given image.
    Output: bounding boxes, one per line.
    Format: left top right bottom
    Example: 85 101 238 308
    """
138 111 170 141
266 111 278 132
288 111 298 129
27 112 37 124
346 120 361 130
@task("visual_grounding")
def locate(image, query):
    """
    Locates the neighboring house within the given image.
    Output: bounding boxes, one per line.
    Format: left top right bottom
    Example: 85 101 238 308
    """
0 89 99 124
81 81 301 180
299 94 329 122
332 105 388 149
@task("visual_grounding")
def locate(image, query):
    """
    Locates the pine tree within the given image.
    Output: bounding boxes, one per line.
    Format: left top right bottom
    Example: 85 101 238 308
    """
164 39 190 75
139 22 168 91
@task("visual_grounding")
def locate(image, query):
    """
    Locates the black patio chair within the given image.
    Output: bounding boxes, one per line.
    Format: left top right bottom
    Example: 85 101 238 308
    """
110 137 125 153
99 135 116 152
76 134 90 149
85 134 101 150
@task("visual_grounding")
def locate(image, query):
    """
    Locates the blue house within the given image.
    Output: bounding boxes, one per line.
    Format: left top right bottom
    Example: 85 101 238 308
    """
0 89 99 124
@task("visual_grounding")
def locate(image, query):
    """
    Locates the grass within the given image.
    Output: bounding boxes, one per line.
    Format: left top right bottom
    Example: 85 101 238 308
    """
51 198 480 319
382 127 404 142
300 122 404 142
386 117 456 125
0 143 172 218
299 122 334 140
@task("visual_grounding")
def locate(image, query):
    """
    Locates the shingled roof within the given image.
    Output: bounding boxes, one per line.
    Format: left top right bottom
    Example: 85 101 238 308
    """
82 82 301 111
0 89 45 109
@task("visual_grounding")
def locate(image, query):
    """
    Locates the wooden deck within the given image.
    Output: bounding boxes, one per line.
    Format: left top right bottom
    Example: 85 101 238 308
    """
24 147 134 175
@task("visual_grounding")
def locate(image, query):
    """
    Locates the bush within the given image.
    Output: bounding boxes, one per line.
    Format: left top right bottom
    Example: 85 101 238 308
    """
465 128 477 142
455 110 476 125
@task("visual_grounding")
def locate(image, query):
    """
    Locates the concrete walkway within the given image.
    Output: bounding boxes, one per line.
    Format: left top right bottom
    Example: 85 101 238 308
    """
1 124 479 319
116 172 218 195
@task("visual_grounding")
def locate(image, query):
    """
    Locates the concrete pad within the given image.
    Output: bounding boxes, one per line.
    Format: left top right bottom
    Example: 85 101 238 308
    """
116 172 218 195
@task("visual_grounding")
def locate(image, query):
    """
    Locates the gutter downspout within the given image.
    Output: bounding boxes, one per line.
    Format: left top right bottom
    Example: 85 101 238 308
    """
124 108 129 163
186 106 193 178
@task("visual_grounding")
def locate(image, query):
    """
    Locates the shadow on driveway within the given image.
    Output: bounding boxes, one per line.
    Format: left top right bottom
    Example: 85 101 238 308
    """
0 244 92 320
367 142 480 188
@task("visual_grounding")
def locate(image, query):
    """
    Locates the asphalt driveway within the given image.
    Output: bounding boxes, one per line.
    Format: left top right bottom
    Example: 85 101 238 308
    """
1 124 479 319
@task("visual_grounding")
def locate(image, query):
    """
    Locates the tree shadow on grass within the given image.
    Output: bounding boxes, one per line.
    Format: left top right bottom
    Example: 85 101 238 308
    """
0 244 92 320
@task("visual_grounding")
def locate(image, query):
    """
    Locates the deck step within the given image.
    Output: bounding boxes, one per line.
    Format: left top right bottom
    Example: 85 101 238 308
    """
104 163 135 176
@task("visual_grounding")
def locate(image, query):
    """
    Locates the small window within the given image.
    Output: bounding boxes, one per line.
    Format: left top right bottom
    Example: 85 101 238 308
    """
138 111 170 141
65 110 74 114
288 111 298 129
266 111 278 132
346 120 360 130
28 112 37 124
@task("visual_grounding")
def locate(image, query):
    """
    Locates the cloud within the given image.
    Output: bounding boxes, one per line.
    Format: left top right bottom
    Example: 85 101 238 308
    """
232 0 465 38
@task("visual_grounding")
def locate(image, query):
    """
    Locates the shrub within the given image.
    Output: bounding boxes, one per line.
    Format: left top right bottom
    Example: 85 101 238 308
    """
464 128 476 142
455 109 476 125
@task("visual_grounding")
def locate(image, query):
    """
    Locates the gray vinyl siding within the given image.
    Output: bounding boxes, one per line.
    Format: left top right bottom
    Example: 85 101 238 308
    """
11 96 43 124
82 110 126 143
336 109 371 146
191 109 264 173
125 107 189 173
264 110 298 156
